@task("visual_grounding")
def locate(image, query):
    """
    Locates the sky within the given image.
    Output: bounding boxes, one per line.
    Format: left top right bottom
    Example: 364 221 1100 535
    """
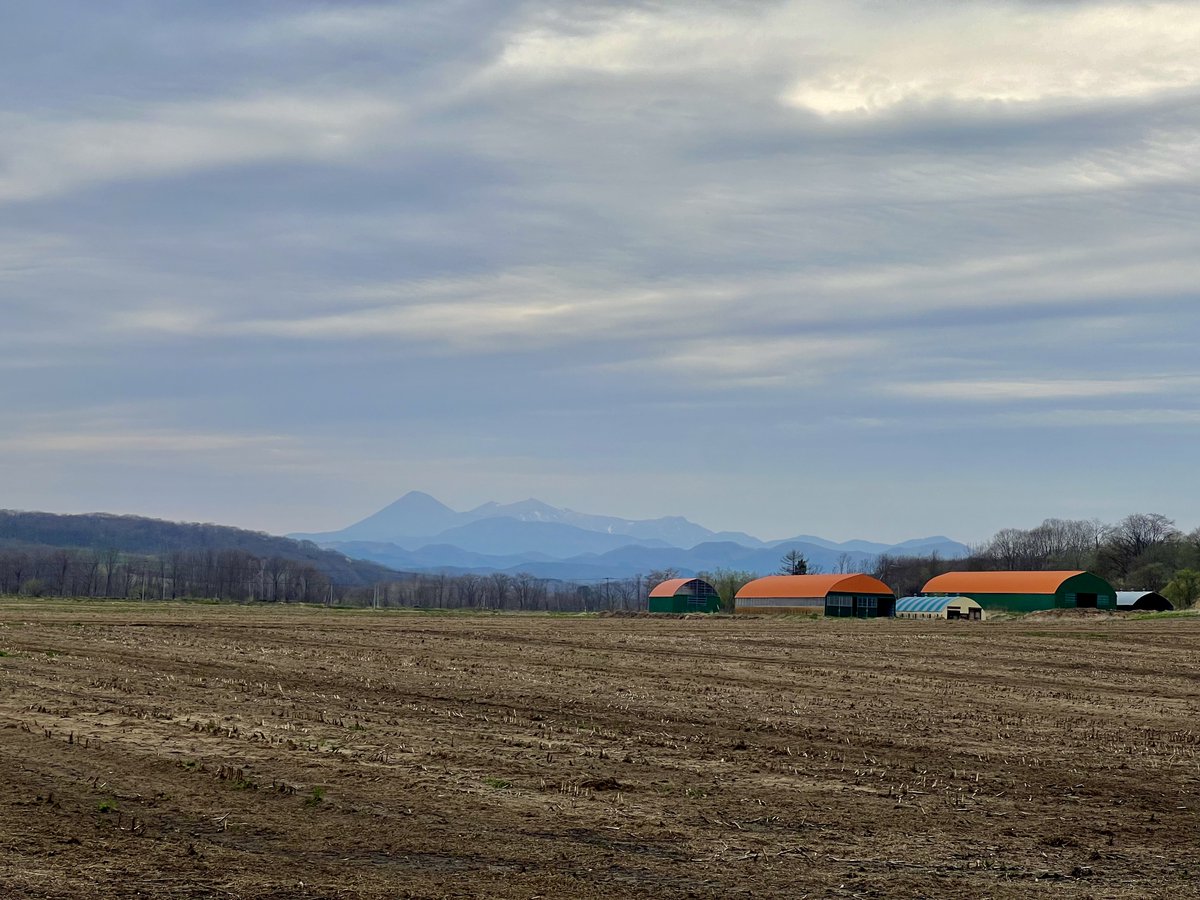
2 1 1199 545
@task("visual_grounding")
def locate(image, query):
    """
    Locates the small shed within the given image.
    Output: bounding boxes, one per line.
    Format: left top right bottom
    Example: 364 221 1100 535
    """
735 574 895 618
648 577 721 613
1115 590 1173 612
895 595 984 621
921 570 1117 614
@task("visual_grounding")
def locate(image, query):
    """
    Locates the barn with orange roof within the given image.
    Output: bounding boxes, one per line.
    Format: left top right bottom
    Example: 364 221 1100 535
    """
734 574 896 618
921 570 1117 614
648 577 721 613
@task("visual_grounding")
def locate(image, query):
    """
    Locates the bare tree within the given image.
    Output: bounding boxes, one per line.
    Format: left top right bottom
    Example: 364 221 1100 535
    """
609 577 638 610
982 528 1034 569
512 572 541 610
456 573 482 609
486 572 511 610
696 568 756 610
778 550 808 575
646 568 679 586
51 549 72 597
2 551 30 595
1103 513 1181 576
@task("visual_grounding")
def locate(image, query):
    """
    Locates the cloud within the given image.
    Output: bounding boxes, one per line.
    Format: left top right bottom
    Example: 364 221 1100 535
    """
596 334 884 388
782 4 1200 114
104 235 1198 360
109 307 214 335
0 428 290 455
109 269 746 350
1002 408 1200 427
488 2 1200 113
888 376 1200 402
0 93 404 203
247 3 491 46
2 1 1199 540
0 232 73 279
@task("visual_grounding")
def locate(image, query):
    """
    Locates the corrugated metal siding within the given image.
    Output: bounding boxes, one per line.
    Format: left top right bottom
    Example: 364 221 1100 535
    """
897 596 952 614
735 597 825 615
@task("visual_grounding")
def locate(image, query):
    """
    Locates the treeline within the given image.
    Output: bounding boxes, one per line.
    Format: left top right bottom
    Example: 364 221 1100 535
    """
351 572 652 612
0 542 661 611
351 568 764 613
0 510 397 587
874 513 1200 607
0 547 345 604
0 545 727 612
3 510 1197 612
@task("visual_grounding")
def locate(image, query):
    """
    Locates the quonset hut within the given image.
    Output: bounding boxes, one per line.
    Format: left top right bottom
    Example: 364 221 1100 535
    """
921 570 1117 614
1115 590 1173 612
895 595 984 621
648 578 721 613
735 574 895 618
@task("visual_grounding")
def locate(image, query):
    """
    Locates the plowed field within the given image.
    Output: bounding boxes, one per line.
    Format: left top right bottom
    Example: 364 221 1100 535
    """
1 601 1198 898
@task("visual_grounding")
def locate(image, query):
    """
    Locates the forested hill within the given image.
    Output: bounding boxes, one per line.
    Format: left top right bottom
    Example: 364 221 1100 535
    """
0 509 401 587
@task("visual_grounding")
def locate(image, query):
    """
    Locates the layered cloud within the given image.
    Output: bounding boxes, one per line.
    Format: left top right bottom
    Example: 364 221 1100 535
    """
491 3 1200 110
0 1 1197 539
0 94 403 204
888 376 1200 402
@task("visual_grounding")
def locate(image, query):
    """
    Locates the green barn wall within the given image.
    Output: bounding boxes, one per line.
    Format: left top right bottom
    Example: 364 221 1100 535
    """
649 595 721 614
947 572 1117 614
956 592 1057 613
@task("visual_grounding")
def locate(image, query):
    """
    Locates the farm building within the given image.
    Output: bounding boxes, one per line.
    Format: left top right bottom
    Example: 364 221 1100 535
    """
648 577 722 613
735 574 895 618
895 595 984 621
921 570 1117 614
1115 590 1173 612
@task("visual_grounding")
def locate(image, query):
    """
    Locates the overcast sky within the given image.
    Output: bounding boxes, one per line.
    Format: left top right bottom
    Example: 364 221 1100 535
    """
3 1 1198 544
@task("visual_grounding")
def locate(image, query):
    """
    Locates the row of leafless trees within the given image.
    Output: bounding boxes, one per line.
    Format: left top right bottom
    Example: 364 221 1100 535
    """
874 513 1200 603
363 572 647 612
0 546 669 612
974 513 1198 584
0 547 337 604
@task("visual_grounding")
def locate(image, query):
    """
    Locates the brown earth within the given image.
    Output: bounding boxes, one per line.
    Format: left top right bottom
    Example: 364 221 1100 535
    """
1 601 1198 898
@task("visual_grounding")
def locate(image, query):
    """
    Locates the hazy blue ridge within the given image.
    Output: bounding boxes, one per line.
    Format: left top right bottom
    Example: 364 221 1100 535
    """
292 492 969 579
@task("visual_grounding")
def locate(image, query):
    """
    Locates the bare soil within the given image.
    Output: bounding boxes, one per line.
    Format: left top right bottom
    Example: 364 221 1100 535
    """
1 601 1198 898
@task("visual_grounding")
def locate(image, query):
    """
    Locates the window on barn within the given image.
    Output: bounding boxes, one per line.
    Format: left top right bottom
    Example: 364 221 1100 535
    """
826 595 852 617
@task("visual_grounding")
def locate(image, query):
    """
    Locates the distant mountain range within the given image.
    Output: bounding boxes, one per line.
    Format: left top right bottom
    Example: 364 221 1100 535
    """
292 492 763 549
290 491 969 580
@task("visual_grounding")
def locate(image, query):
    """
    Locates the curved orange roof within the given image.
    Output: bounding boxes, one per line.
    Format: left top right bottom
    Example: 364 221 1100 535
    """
922 571 1087 595
736 574 894 600
648 578 697 598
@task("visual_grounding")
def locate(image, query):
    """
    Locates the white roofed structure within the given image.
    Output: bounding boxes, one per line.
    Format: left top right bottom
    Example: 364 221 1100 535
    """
895 595 984 620
1115 591 1173 611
